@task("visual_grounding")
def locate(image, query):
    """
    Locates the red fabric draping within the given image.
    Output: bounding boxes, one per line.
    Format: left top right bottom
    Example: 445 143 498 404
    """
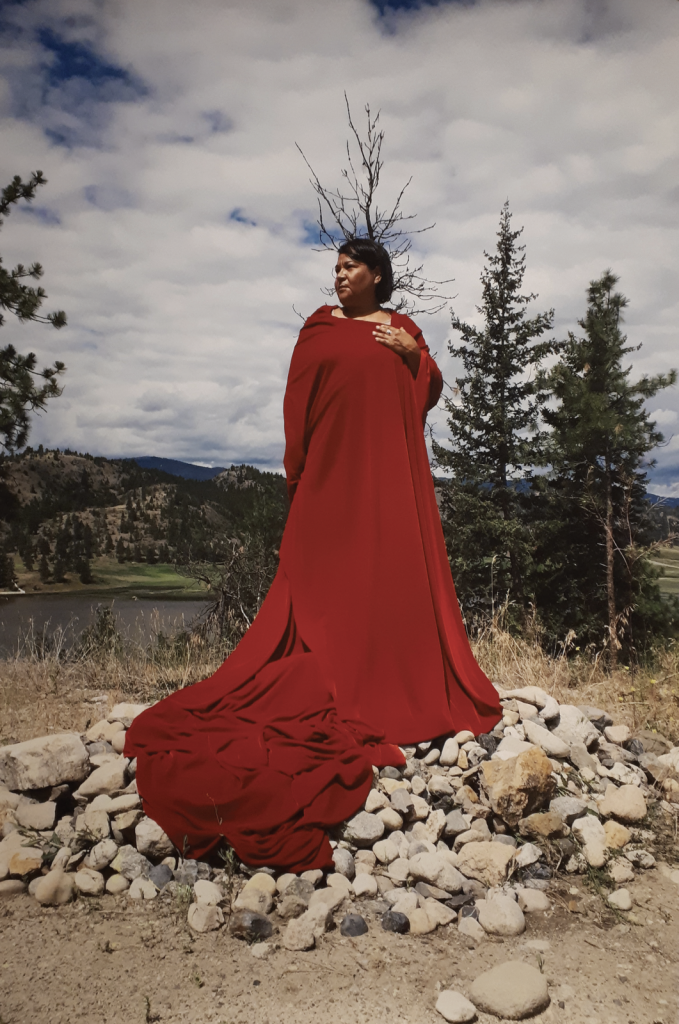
125 306 501 871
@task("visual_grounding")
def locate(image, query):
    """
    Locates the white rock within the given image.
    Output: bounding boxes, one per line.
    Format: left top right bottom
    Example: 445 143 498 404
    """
250 942 275 960
503 686 549 708
308 886 346 912
187 902 223 931
410 775 427 796
517 888 551 912
608 888 632 911
428 776 453 798
435 990 477 1023
235 888 273 915
108 703 149 723
128 876 158 900
391 890 419 915
538 695 561 723
326 872 353 894
599 784 647 823
440 739 460 767
106 874 130 894
523 720 571 758
300 869 323 886
33 868 75 906
470 960 549 1019
458 915 485 942
552 705 599 749
0 734 89 791
453 731 475 744
377 807 404 831
365 789 389 813
410 794 431 821
387 857 411 884
111 732 127 755
373 838 399 865
134 817 174 859
74 868 105 896
609 859 635 884
194 879 224 906
76 807 111 842
276 873 297 893
352 873 378 897
15 800 56 831
424 748 441 765
408 907 437 934
380 778 411 795
513 843 542 869
478 893 526 936
75 758 127 798
84 838 118 872
604 725 631 745
423 897 457 927
50 847 72 871
572 816 607 867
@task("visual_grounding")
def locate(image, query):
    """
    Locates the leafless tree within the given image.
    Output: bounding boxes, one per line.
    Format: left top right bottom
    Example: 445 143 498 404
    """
297 94 452 315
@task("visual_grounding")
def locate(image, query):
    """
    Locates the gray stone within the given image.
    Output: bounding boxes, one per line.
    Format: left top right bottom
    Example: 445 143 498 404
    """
194 879 224 905
76 807 111 843
578 705 613 728
15 800 56 831
599 784 647 823
390 789 415 818
569 743 599 773
572 815 607 867
110 844 152 881
455 842 515 888
470 960 550 1020
229 910 273 942
0 734 89 792
278 894 308 919
148 863 173 889
624 849 655 869
381 909 409 933
308 886 347 912
173 860 210 885
283 877 314 903
343 811 385 847
549 796 588 825
517 888 551 912
234 887 273 915
340 913 368 936
283 903 332 950
435 990 477 1023
332 847 355 880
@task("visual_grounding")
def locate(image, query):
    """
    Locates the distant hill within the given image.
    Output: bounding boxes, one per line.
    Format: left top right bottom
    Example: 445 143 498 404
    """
133 457 227 481
647 493 679 509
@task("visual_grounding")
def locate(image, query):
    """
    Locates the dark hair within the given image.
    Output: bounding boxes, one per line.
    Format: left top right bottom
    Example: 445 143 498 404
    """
337 238 394 305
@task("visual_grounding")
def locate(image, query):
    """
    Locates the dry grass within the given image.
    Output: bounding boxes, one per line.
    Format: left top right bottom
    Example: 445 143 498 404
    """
1 613 678 746
0 614 229 745
472 623 679 742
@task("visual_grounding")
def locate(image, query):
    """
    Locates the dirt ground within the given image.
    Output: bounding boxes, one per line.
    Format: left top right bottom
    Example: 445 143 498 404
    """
1 869 677 1024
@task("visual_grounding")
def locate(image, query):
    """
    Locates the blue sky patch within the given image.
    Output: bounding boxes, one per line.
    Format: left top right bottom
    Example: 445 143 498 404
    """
18 204 61 226
38 28 138 90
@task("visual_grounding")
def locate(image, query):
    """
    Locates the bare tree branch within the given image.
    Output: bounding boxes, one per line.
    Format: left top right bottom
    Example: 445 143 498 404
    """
297 94 453 315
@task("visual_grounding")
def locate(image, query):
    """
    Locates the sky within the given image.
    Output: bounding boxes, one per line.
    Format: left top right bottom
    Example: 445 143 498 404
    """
1 0 678 493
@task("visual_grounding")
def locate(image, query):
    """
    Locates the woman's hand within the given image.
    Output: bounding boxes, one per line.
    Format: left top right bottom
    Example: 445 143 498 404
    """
373 323 421 378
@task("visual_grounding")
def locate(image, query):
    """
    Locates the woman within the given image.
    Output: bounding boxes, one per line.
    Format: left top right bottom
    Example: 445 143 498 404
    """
125 239 501 872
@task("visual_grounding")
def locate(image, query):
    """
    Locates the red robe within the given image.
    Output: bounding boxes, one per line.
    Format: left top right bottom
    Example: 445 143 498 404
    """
125 306 500 871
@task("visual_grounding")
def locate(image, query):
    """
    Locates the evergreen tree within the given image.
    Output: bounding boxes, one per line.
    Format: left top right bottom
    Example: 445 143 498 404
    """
52 556 66 583
21 541 34 572
38 553 50 582
0 548 17 589
145 544 158 565
0 172 66 452
77 556 94 585
539 271 677 660
434 202 556 624
115 537 126 564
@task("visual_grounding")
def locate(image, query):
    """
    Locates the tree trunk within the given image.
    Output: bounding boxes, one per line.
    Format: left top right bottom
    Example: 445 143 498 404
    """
605 457 617 667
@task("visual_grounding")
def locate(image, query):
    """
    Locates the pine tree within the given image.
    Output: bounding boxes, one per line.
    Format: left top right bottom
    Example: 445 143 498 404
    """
434 202 556 624
540 271 677 660
38 553 50 582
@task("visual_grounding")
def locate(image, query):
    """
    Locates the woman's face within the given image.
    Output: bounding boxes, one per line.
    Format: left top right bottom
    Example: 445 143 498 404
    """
334 252 381 306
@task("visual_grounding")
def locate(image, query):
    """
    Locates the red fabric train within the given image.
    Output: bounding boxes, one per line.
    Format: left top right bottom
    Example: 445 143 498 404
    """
125 306 501 871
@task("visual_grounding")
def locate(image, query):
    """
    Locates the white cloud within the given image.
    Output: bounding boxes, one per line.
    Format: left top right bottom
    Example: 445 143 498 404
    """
0 0 677 486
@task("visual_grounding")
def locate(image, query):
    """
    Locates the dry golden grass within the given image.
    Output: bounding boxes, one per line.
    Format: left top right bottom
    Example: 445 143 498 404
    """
472 623 679 742
1 617 677 746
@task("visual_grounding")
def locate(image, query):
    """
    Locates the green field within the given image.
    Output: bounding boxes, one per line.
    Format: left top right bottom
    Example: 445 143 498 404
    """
651 545 679 598
10 555 208 599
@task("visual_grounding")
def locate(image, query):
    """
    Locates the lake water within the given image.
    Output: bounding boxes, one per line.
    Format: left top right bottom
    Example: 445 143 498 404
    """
0 593 210 657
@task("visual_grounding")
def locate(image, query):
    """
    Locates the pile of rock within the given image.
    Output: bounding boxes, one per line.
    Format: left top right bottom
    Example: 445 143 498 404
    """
1 686 678 984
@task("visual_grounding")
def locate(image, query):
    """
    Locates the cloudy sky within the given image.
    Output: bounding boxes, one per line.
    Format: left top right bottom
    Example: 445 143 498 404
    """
1 0 678 492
